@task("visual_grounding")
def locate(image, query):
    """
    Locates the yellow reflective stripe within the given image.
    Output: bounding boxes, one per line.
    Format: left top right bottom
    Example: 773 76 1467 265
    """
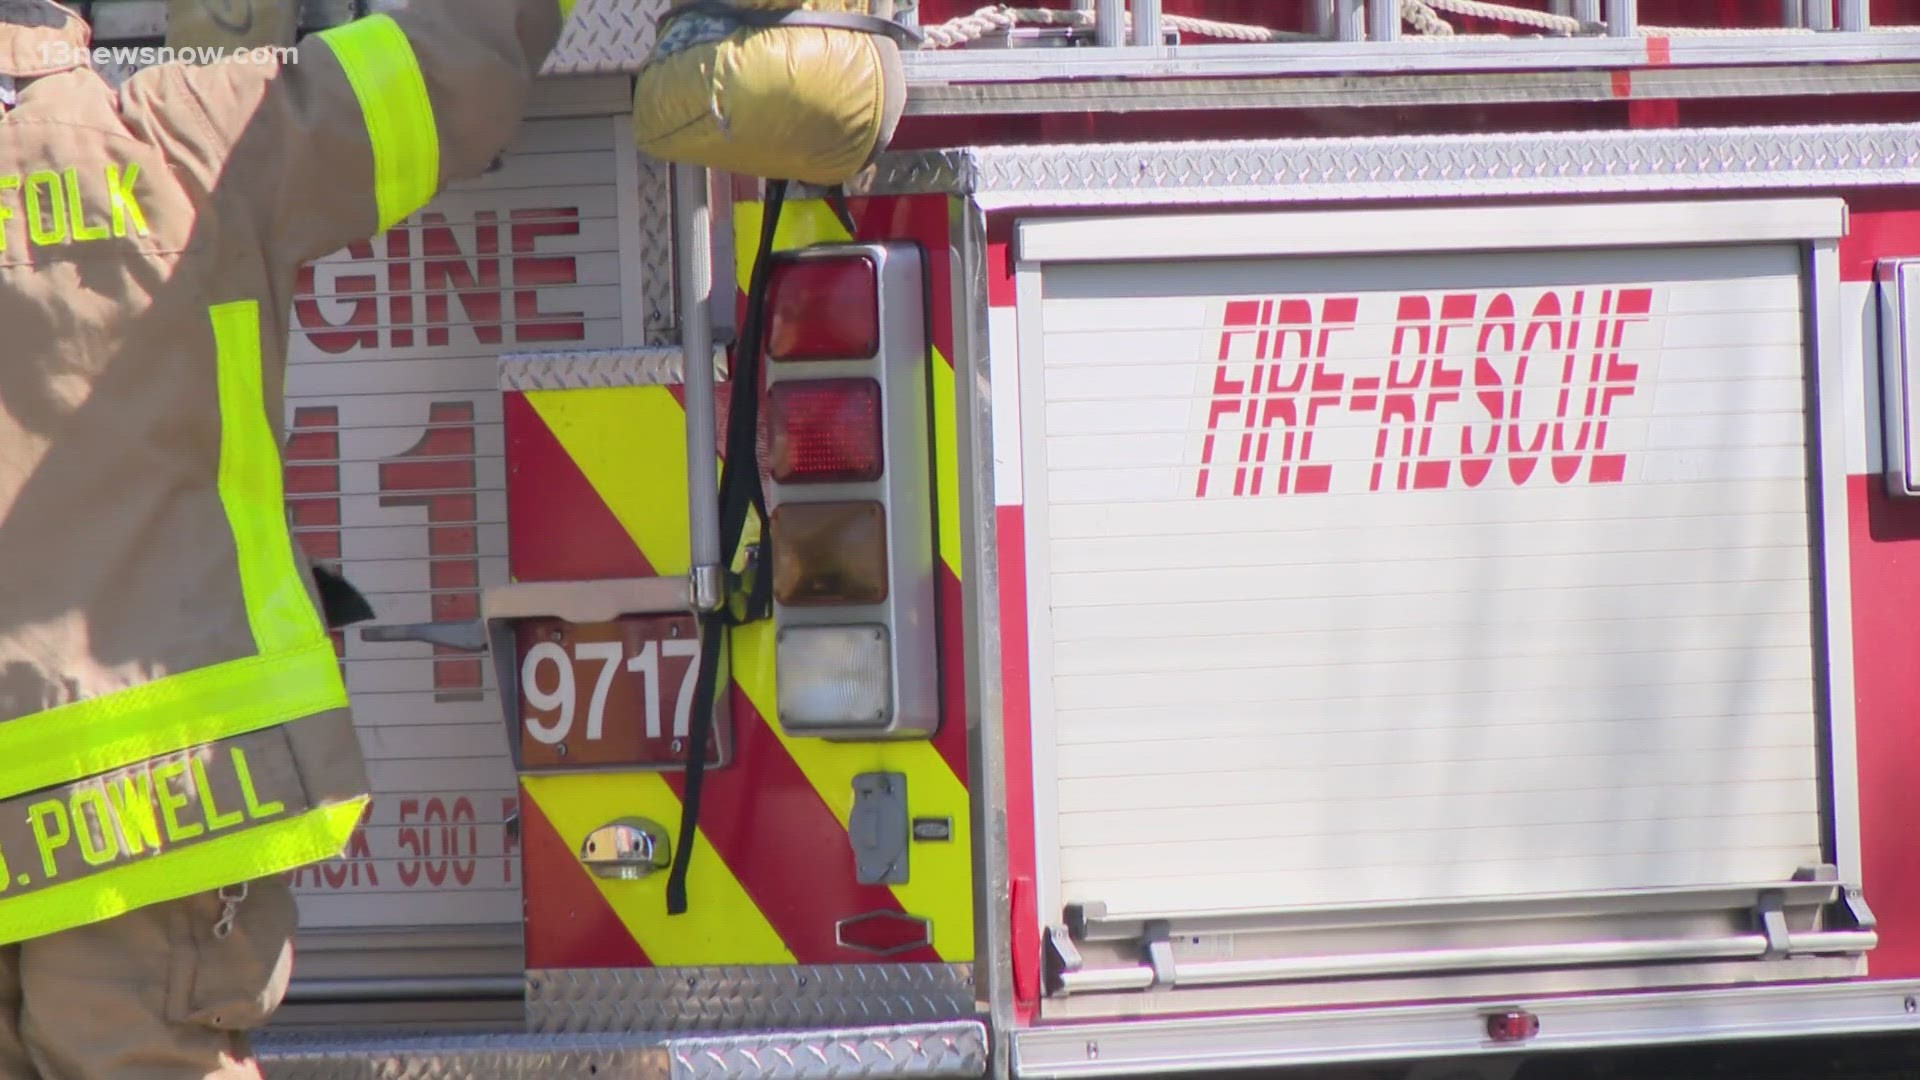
212 300 327 653
529 386 696 575
522 773 794 965
0 639 348 802
558 0 577 18
316 14 439 232
0 798 366 948
930 342 961 579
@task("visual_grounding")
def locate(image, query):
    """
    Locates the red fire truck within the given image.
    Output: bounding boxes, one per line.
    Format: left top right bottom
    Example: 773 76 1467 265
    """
84 0 1920 1076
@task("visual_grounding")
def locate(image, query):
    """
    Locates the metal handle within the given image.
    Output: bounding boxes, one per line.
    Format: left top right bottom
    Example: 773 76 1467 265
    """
673 163 725 614
356 577 693 654
359 620 487 652
1054 928 1878 996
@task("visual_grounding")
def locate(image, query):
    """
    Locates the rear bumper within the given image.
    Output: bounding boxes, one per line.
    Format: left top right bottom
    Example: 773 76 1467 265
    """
1012 979 1920 1077
254 1020 991 1080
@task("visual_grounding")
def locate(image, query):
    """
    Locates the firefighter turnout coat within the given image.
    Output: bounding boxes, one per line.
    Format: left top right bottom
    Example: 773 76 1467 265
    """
0 0 569 944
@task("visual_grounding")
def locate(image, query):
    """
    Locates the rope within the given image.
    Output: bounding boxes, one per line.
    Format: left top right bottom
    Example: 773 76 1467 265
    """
920 5 1018 48
1418 0 1584 34
1164 12 1319 42
1401 0 1454 37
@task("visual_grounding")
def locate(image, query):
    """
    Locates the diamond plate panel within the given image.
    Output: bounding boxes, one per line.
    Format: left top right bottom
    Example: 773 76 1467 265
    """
251 1023 987 1080
497 346 727 391
544 0 667 75
846 123 1920 207
670 1022 990 1080
528 964 978 1034
253 1032 670 1080
839 153 976 200
635 153 679 347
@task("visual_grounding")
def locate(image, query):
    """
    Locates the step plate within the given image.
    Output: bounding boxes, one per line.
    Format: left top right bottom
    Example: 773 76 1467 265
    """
255 1021 990 1080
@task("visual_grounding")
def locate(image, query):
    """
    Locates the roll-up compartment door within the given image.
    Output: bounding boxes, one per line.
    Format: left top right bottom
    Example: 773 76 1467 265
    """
1013 202 1864 1008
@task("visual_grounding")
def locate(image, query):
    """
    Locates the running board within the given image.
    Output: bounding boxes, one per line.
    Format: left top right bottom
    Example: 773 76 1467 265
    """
255 1021 989 1080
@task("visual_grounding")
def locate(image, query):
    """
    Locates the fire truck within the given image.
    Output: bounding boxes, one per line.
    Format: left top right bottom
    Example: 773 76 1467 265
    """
75 0 1920 1076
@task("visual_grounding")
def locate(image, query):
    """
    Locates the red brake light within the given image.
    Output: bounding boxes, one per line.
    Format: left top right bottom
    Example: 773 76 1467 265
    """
767 256 880 361
770 378 884 484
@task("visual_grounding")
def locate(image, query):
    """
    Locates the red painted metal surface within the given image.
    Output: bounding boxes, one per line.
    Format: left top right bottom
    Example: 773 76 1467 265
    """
1841 206 1920 981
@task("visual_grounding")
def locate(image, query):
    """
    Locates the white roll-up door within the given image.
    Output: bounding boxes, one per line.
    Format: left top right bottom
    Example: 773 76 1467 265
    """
1019 218 1839 923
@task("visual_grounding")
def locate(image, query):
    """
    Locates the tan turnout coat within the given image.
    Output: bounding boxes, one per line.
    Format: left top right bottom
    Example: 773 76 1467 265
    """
0 0 565 944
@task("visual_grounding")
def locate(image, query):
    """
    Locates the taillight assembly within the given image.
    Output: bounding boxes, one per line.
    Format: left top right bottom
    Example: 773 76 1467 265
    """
761 244 937 740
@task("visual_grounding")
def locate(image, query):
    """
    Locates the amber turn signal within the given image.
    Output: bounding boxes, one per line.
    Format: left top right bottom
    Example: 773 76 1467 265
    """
771 501 890 606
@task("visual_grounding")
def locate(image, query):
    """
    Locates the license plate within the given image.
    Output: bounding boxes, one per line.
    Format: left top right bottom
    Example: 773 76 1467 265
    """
513 614 732 771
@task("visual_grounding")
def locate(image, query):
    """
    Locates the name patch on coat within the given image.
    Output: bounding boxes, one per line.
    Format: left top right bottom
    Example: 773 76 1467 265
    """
0 728 311 895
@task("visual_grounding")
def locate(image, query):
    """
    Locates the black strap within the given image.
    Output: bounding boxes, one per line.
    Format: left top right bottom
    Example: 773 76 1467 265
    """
665 0 925 47
825 186 859 240
667 179 789 916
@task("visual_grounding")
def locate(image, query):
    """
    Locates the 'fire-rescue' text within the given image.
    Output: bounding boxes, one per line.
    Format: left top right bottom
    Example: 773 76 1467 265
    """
1195 287 1654 498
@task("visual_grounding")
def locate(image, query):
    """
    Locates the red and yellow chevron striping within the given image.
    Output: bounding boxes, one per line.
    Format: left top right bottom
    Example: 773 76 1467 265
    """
511 193 975 969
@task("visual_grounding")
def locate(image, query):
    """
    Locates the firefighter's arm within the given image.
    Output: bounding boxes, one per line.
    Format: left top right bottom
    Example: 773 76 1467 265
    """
115 0 571 267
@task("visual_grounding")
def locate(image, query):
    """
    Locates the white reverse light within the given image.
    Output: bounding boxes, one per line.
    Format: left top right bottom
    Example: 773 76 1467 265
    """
776 625 894 734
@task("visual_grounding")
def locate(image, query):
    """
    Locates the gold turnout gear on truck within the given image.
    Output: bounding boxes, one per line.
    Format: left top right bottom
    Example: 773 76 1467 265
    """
632 0 913 185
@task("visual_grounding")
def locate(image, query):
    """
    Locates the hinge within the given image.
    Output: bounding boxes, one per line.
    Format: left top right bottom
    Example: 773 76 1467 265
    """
1141 919 1177 988
1041 924 1082 997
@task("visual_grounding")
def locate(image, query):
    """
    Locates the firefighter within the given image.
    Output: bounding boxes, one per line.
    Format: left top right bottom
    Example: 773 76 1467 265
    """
0 0 569 1076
